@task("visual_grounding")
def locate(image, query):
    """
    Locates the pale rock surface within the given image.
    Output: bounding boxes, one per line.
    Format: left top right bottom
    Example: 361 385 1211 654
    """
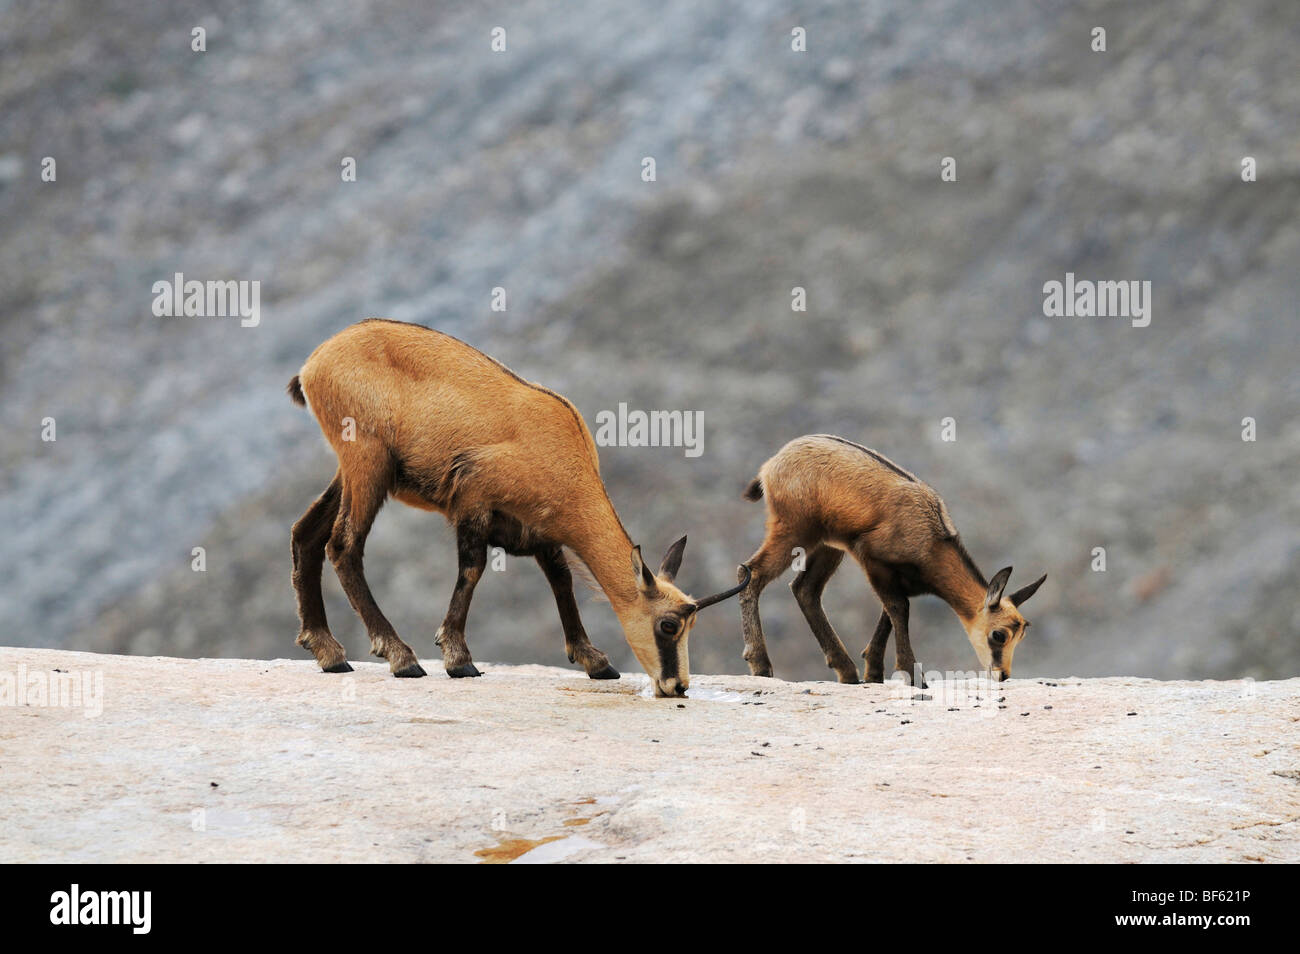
2 648 1297 863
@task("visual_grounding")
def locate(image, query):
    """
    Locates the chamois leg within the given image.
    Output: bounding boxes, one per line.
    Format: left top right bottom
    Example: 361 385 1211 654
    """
861 610 893 683
876 591 925 689
790 546 859 683
435 520 488 678
738 532 798 677
292 473 350 672
535 545 619 680
328 458 426 678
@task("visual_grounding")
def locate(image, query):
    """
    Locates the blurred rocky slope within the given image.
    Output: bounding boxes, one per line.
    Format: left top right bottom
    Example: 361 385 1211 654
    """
1 0 1297 681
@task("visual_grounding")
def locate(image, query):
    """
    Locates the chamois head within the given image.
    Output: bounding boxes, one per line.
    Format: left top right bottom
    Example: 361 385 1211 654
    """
965 567 1047 681
626 536 750 697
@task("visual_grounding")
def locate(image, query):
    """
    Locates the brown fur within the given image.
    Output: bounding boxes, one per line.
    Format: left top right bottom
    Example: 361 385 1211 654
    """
737 435 1046 684
287 319 741 695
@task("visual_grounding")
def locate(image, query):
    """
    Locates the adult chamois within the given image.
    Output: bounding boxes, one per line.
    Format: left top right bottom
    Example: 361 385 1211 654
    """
737 435 1046 685
288 319 746 697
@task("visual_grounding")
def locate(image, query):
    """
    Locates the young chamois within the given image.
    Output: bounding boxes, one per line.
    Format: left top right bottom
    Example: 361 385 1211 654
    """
288 319 747 697
737 435 1046 685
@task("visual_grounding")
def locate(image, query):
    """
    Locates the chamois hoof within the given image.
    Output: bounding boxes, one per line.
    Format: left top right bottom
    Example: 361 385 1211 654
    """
322 661 354 674
446 662 482 678
836 671 862 685
743 651 774 678
393 662 427 678
587 664 620 680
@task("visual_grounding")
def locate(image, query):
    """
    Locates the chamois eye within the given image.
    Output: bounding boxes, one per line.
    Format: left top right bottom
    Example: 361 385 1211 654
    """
990 629 1008 646
658 619 679 638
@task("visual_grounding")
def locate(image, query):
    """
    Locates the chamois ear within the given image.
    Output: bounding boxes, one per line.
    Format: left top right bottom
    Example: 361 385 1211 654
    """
658 535 688 582
985 566 1013 608
1009 573 1047 607
630 545 659 596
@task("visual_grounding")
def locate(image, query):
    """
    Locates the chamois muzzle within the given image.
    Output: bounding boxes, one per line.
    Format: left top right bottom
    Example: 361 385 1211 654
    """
693 564 752 611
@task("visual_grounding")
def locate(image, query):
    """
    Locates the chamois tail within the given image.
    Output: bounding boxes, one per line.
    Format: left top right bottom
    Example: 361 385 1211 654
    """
287 375 306 406
742 477 763 501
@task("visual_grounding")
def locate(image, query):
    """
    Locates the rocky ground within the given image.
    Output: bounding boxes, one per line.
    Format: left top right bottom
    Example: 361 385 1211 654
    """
3 647 1298 863
1 1 1297 683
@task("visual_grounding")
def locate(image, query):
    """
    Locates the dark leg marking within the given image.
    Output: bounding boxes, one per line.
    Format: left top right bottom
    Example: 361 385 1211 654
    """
535 546 618 679
738 532 800 677
790 545 859 683
291 473 351 672
436 519 488 678
328 468 425 677
862 610 892 683
878 591 924 689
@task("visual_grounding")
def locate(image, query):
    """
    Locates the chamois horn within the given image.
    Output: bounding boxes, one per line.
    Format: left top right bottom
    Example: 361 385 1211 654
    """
693 564 752 611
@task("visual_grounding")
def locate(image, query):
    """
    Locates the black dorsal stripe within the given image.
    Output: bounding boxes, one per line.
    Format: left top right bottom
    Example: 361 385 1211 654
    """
816 434 918 482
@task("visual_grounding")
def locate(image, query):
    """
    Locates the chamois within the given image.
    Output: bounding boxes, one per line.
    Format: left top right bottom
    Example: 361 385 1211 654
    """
288 319 747 697
736 435 1046 685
